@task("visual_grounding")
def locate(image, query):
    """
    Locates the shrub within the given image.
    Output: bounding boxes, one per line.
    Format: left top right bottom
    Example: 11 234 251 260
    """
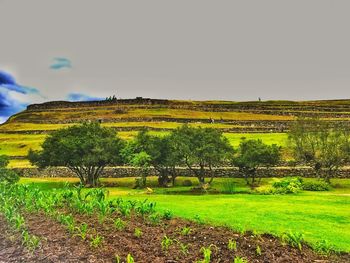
0 155 19 184
222 179 236 194
182 179 193 187
302 181 330 191
272 177 303 194
134 177 147 189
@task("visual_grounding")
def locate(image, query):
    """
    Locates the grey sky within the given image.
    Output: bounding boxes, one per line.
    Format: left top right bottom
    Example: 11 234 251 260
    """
1 0 350 102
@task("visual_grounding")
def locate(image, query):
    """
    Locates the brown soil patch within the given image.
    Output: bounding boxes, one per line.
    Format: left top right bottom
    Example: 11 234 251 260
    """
1 212 349 263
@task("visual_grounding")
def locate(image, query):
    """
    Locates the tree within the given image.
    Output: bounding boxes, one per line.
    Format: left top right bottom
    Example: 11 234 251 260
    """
122 130 180 187
233 139 281 188
28 122 125 187
0 155 19 184
171 125 233 185
288 118 350 183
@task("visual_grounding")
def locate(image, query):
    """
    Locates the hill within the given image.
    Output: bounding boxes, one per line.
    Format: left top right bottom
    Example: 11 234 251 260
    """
1 97 350 167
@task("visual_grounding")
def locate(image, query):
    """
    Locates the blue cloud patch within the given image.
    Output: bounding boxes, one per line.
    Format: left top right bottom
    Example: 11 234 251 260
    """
0 71 41 123
50 57 72 70
67 93 103 102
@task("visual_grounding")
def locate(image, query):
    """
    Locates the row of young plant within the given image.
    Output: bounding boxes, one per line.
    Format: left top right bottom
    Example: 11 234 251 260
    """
0 183 41 251
0 182 252 262
0 181 336 261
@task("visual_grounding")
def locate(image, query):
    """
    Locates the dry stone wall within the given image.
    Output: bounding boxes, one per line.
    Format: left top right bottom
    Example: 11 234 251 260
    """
14 166 350 179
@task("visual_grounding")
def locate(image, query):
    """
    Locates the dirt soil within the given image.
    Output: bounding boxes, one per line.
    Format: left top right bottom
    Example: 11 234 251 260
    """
0 212 349 263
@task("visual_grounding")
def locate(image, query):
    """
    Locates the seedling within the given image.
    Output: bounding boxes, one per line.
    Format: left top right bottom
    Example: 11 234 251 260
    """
281 231 304 251
180 226 192 236
13 214 25 230
178 242 189 255
90 234 104 248
198 244 217 263
256 245 261 256
162 209 173 220
194 215 204 224
22 230 40 251
148 213 161 225
119 205 131 217
227 239 237 251
312 240 333 255
126 253 135 263
161 235 173 251
134 227 142 238
234 257 248 263
114 218 126 231
74 223 89 240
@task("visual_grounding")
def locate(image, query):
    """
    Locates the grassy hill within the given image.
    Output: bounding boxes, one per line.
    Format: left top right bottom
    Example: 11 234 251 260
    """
2 97 350 167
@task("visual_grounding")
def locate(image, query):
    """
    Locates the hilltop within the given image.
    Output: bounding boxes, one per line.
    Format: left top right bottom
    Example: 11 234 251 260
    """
1 97 350 167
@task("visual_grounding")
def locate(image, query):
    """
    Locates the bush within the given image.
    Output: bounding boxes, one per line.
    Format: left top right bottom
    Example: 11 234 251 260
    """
258 177 302 195
222 179 236 194
302 181 330 191
0 155 19 184
272 177 303 194
182 179 193 187
134 177 147 189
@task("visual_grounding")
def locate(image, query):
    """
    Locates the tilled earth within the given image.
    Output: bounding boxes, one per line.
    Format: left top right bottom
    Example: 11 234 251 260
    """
0 213 349 263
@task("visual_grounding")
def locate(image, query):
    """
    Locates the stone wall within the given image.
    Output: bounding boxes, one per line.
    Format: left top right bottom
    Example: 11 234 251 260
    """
14 166 350 179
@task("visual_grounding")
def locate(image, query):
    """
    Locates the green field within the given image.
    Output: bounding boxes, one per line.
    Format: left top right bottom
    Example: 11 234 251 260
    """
20 177 350 252
1 132 288 163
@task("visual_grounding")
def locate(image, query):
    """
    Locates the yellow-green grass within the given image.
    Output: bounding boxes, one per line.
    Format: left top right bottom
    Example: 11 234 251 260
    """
0 132 288 161
0 121 248 132
19 176 350 252
0 134 45 156
8 159 33 168
224 133 288 147
12 108 294 122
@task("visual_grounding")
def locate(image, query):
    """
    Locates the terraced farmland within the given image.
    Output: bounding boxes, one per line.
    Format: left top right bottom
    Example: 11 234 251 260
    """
2 98 350 167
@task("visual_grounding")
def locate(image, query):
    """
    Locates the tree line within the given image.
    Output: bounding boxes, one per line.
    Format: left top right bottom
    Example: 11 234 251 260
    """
27 118 350 188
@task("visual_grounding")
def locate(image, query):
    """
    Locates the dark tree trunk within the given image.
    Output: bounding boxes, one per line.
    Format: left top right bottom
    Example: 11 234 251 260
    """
69 166 104 187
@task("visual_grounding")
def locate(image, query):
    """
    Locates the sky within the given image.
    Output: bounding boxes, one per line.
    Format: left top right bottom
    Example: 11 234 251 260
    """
1 0 350 121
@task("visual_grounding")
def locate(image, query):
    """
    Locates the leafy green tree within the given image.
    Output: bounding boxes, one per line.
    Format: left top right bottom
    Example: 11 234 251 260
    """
28 122 125 187
130 151 151 188
233 139 281 188
289 118 350 183
0 155 19 184
122 130 180 187
171 125 233 185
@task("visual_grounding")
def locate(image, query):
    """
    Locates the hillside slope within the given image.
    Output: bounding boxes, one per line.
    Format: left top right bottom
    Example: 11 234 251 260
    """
1 98 350 167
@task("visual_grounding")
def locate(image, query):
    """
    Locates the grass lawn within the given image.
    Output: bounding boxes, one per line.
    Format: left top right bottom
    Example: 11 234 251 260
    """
19 176 350 252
